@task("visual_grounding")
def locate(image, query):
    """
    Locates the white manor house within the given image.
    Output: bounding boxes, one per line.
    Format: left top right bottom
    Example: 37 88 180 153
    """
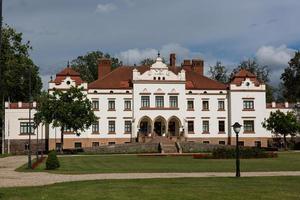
3 53 295 153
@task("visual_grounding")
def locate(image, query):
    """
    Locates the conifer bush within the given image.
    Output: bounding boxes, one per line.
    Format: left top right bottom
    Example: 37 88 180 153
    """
46 150 60 170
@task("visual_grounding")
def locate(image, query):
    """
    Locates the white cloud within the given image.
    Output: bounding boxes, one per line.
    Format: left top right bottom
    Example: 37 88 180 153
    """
256 45 295 71
255 45 296 86
116 43 204 65
95 3 117 13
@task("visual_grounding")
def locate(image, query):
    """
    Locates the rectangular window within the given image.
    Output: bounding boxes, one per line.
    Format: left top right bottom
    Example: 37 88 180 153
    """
169 96 178 108
187 100 194 110
219 141 226 145
124 120 132 133
255 141 261 148
92 99 99 110
155 96 164 107
20 122 34 134
92 121 99 133
243 100 254 110
238 141 244 147
202 120 209 133
92 142 99 147
218 121 225 132
188 121 194 133
108 121 116 133
108 142 116 145
202 101 209 110
218 100 225 110
243 120 255 132
108 100 115 110
203 141 210 144
141 96 150 108
74 142 82 149
124 100 131 110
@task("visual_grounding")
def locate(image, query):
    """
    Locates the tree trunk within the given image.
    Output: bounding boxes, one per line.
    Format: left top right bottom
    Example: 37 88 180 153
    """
60 127 64 154
284 134 287 150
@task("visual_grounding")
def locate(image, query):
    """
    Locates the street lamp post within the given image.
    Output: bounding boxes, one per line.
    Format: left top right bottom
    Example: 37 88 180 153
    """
232 122 242 177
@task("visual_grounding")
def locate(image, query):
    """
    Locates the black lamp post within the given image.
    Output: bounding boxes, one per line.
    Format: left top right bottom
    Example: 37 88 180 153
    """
232 122 242 177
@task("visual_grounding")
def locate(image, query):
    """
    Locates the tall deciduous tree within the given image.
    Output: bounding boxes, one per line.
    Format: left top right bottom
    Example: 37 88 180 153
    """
231 59 274 103
0 24 42 140
1 24 42 101
34 87 97 152
208 61 229 83
71 51 122 83
262 110 300 149
281 51 300 102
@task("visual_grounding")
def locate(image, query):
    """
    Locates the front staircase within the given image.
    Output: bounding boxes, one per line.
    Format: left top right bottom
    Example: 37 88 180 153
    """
148 136 181 154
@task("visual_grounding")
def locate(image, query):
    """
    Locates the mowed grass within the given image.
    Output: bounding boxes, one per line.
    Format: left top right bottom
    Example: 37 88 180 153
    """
18 152 300 174
0 177 300 200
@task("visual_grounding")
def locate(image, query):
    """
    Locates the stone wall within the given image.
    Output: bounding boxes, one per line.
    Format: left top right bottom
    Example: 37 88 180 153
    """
3 139 46 155
180 142 226 153
84 142 160 154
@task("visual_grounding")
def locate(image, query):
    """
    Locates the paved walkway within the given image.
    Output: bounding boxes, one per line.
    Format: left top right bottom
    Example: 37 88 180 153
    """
1 156 300 188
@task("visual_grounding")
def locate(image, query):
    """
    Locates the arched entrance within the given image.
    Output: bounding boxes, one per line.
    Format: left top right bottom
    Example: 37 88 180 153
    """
138 116 152 136
168 116 182 136
153 116 167 136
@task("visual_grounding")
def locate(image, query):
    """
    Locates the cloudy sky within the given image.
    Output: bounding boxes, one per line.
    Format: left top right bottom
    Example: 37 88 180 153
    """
4 0 299 88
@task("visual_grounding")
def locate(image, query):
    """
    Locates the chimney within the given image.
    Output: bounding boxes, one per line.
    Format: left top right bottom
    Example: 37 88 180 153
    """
169 53 176 67
98 58 112 80
33 101 37 108
181 59 192 71
192 59 204 75
18 101 22 108
4 102 9 109
271 102 276 108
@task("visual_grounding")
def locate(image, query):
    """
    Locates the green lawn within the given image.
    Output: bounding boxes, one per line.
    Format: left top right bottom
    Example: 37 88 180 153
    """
18 152 300 174
0 177 299 200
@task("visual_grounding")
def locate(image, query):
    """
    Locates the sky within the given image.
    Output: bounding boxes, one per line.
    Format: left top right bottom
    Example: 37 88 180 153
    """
3 0 300 89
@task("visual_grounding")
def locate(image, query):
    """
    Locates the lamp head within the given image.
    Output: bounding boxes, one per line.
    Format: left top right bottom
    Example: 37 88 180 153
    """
232 122 242 134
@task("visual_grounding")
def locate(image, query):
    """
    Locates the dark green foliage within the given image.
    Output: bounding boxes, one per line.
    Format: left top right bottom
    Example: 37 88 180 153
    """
281 51 300 101
71 51 122 83
46 151 60 170
263 110 300 149
0 24 42 136
212 147 277 159
209 61 229 83
34 87 98 150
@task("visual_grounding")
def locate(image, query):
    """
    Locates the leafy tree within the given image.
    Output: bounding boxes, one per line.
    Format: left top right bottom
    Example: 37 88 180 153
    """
280 51 300 102
71 51 122 83
231 58 274 102
0 24 42 143
0 24 42 102
262 110 300 149
34 87 98 152
208 61 229 83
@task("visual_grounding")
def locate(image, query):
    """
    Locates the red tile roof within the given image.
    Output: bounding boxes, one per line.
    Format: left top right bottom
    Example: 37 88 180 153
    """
231 69 262 86
7 103 36 109
50 67 84 86
88 66 227 90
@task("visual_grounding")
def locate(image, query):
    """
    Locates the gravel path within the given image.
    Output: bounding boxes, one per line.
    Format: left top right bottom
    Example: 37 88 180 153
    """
1 156 300 188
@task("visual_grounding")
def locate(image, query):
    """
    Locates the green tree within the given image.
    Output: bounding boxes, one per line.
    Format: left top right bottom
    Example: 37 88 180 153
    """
208 61 229 83
0 24 42 144
1 24 42 102
71 51 122 83
262 110 300 149
34 87 97 152
231 58 274 103
280 51 300 102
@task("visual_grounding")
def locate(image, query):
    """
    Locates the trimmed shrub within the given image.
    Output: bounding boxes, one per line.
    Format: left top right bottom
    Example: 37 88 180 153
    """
212 147 277 159
46 150 60 170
